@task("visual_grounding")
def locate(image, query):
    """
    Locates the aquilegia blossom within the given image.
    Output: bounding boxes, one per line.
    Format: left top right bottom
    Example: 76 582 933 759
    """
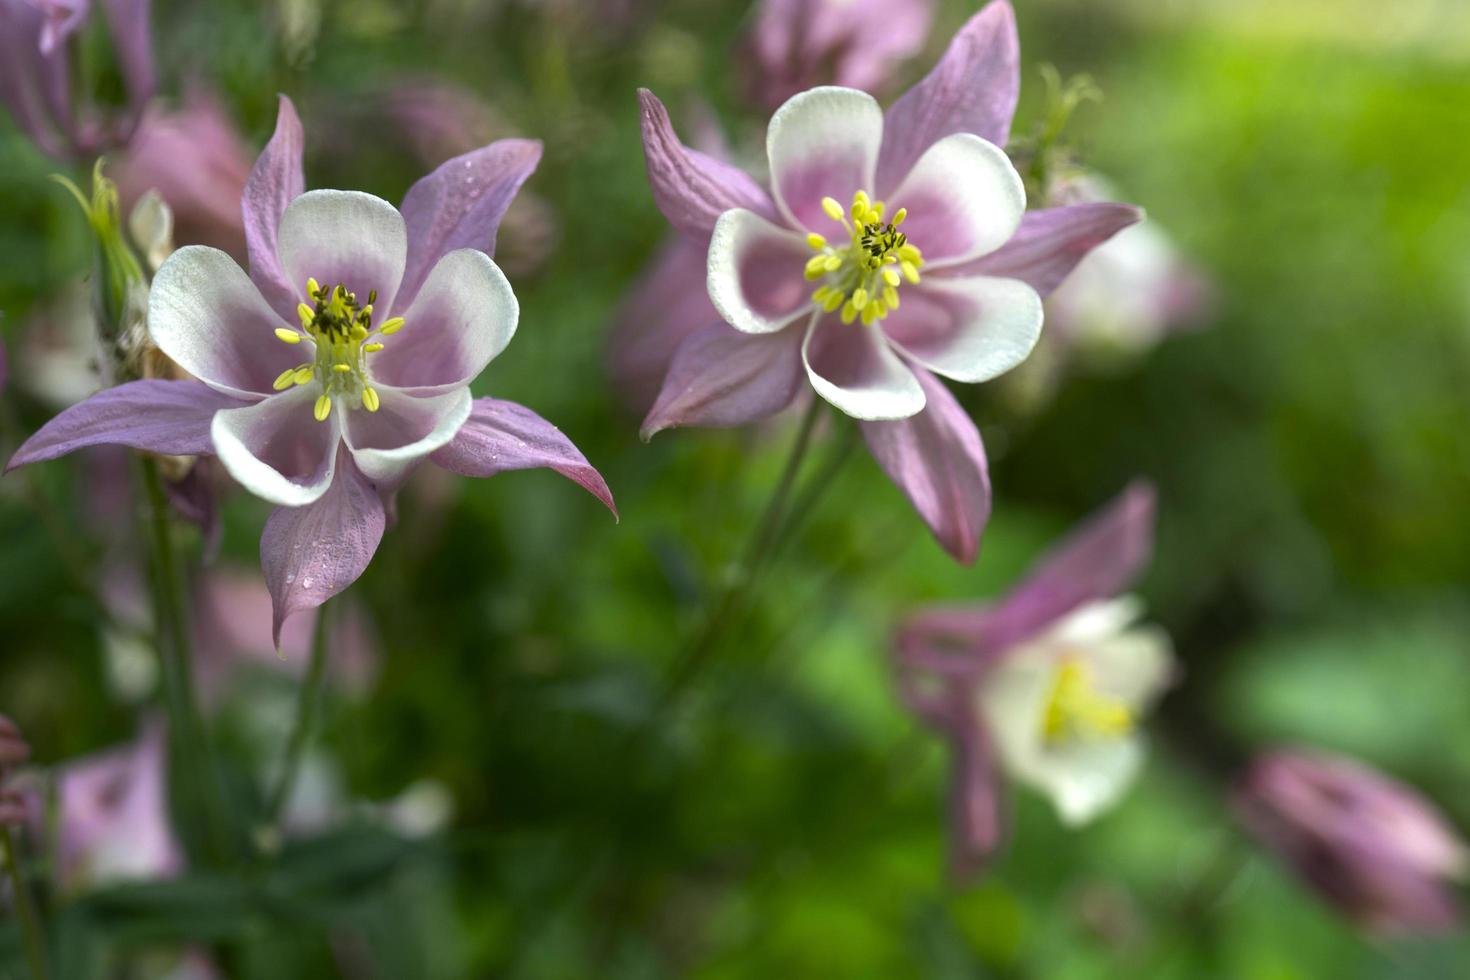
634 0 1140 562
7 96 615 643
893 482 1173 878
741 0 936 111
0 0 155 160
1235 749 1468 935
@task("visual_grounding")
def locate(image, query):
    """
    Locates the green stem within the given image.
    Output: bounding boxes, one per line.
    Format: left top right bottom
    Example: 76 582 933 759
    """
266 601 332 824
139 459 231 864
2 827 50 980
660 397 826 702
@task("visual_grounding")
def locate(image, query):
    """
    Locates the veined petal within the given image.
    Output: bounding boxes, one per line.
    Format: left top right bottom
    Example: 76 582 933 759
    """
876 0 1019 191
343 386 471 485
640 322 806 439
211 386 341 507
707 209 813 335
370 249 515 394
638 89 776 239
149 245 306 398
277 190 407 316
861 368 990 563
954 203 1145 299
430 397 617 517
261 450 385 649
802 315 925 420
398 138 542 307
608 234 717 414
4 380 248 472
881 275 1042 384
767 86 883 231
242 95 305 319
886 134 1025 267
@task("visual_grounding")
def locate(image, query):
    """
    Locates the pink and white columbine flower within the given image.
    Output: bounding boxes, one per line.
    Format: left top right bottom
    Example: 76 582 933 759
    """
634 1 1141 563
893 482 1172 879
7 96 615 643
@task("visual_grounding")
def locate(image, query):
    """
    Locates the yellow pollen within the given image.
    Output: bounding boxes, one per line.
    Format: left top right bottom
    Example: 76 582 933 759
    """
379 317 405 335
313 395 332 421
285 278 402 420
802 188 924 326
1042 659 1134 745
363 342 384 353
296 303 314 328
272 367 298 391
306 277 321 298
292 367 314 386
362 386 380 413
275 328 302 344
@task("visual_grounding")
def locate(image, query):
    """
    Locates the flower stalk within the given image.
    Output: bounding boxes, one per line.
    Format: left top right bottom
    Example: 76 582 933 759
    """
1 826 49 980
265 599 333 828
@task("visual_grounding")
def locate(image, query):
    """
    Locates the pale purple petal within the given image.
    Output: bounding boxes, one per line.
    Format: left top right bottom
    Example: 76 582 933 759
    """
277 190 408 315
148 245 303 398
802 316 926 420
861 367 989 563
0 0 75 158
640 321 806 439
767 86 883 231
211 386 341 507
880 275 1041 383
980 481 1156 654
262 451 385 649
243 95 305 318
887 134 1025 267
637 88 776 240
370 249 516 393
4 380 248 472
876 0 1020 192
707 208 814 335
33 0 87 54
743 0 936 111
952 204 1144 299
430 397 616 516
397 138 541 308
342 385 471 485
607 235 717 413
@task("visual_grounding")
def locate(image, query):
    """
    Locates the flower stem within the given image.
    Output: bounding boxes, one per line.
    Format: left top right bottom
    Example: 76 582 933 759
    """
1 826 50 980
660 396 826 703
138 458 231 864
266 600 332 825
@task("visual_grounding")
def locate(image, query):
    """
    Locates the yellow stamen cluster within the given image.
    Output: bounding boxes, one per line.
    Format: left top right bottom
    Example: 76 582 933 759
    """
273 278 405 420
804 189 924 326
1041 659 1133 745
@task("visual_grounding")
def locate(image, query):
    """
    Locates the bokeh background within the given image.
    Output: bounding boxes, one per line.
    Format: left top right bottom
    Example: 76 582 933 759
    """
2 0 1470 976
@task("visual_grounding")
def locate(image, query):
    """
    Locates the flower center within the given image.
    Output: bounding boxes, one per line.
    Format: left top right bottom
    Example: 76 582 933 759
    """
271 278 406 421
803 189 925 326
1041 658 1133 746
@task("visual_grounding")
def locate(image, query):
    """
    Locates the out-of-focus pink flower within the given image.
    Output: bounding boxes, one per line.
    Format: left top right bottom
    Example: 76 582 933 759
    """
0 0 155 160
192 567 379 707
1043 174 1210 358
742 0 936 111
634 1 1140 563
8 96 615 645
893 482 1171 879
112 91 252 260
1236 749 1468 935
0 714 30 827
45 720 182 890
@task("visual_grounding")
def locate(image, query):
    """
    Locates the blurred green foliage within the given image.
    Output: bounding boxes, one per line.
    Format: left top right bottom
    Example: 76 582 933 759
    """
1 0 1468 976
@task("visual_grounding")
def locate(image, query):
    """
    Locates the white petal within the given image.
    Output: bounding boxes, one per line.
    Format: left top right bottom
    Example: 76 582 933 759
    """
1032 737 1146 827
148 245 302 399
881 276 1042 383
369 249 516 394
343 386 472 485
211 385 341 506
887 134 1026 267
277 190 408 315
707 209 815 336
801 314 926 420
767 86 883 231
